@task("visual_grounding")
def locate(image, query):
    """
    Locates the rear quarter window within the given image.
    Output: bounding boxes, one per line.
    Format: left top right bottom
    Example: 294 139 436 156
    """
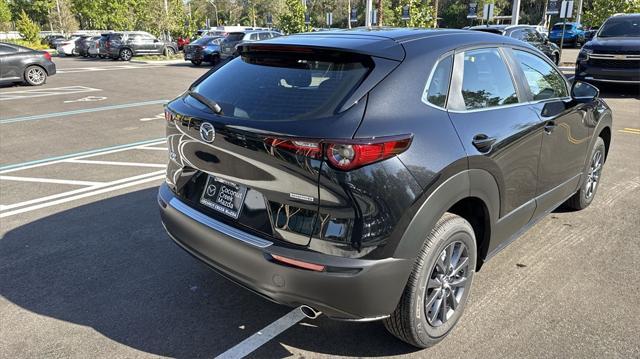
422 55 453 108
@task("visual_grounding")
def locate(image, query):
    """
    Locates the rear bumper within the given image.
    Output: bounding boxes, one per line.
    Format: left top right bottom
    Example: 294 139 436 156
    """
44 62 56 76
158 182 412 320
576 62 640 83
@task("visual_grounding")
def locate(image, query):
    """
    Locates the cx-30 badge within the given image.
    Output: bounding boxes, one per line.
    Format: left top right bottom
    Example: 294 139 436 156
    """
199 122 215 143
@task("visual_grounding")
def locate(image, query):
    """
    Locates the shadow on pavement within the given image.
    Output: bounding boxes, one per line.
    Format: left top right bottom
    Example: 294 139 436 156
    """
0 187 417 358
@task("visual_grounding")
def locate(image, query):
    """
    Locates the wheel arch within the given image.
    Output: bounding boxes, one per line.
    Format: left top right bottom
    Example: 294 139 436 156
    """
598 126 611 162
23 63 48 79
394 169 499 270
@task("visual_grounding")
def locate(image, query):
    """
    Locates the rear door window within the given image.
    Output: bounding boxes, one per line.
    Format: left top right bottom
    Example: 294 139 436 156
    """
512 50 568 101
258 32 270 40
459 48 519 110
192 51 372 121
225 33 244 42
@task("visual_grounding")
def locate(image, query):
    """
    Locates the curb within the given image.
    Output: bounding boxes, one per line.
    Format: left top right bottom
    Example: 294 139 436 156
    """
129 59 185 65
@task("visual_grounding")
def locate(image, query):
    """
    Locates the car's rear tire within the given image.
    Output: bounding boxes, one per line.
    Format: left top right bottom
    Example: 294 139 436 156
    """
564 137 606 210
553 53 560 65
164 47 175 56
384 213 476 348
119 48 133 61
24 65 47 86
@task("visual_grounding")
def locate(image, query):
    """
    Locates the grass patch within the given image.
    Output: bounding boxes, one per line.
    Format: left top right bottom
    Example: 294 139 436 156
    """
136 53 183 61
3 39 49 50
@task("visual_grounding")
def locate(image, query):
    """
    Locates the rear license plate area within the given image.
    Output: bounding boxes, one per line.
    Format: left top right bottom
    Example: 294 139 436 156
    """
199 176 247 219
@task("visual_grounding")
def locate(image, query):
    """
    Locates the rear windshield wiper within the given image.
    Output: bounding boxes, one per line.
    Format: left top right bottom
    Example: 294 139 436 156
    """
187 89 224 115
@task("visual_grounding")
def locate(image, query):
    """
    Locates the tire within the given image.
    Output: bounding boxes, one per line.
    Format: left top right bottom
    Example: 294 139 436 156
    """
384 213 477 348
191 60 202 66
119 48 133 61
553 53 560 66
164 47 175 56
24 65 47 86
564 137 606 210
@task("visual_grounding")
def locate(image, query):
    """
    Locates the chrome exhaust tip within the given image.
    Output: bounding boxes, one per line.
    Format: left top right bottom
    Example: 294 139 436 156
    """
300 305 322 319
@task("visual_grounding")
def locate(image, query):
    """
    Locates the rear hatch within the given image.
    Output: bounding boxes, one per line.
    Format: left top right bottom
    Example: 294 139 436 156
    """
165 41 402 246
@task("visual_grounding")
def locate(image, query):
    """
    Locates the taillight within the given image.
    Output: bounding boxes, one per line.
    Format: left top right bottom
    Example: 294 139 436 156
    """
265 135 413 171
164 109 174 122
43 52 52 61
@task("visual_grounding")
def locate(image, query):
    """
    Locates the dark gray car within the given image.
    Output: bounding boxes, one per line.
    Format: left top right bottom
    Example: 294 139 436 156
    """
0 42 56 86
105 31 178 61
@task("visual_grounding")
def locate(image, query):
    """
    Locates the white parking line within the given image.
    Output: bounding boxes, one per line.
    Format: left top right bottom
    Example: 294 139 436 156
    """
57 65 164 74
67 159 167 168
0 171 165 212
0 172 165 218
0 139 165 174
215 308 306 359
0 86 101 101
0 175 104 186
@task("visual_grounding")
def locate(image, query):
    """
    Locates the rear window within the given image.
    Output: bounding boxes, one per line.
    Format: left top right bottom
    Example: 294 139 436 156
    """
552 24 574 31
191 50 372 121
225 33 244 42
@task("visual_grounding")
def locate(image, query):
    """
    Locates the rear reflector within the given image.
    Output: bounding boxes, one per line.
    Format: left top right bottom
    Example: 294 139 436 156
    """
271 254 325 272
43 52 52 61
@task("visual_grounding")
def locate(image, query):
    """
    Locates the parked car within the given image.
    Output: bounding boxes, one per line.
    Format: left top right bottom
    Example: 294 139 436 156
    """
584 26 599 41
103 31 178 61
45 34 65 49
56 36 81 56
96 33 113 58
84 36 102 58
160 29 611 348
548 22 586 47
470 25 561 64
76 35 98 57
177 36 190 50
0 42 56 86
184 35 224 66
219 30 282 60
575 13 640 84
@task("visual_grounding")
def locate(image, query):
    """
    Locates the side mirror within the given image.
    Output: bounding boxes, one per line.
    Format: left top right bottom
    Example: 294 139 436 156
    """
571 80 599 102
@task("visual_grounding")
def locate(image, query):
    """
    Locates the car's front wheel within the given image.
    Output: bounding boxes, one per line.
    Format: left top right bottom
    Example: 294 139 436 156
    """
24 65 47 86
384 213 476 348
164 47 175 56
191 59 202 66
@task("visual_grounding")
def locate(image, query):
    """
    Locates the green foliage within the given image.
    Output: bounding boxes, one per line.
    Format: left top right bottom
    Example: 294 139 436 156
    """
6 38 49 50
0 0 11 31
583 0 640 27
393 0 436 28
16 10 40 43
279 0 306 34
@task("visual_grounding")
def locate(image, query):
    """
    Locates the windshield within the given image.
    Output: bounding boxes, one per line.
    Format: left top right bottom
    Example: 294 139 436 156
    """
598 17 640 37
191 51 372 121
552 24 575 31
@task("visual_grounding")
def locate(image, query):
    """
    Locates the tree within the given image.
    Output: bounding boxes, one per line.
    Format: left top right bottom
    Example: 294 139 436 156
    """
279 0 306 34
0 0 11 31
16 10 40 43
393 0 436 27
53 0 78 34
582 0 640 27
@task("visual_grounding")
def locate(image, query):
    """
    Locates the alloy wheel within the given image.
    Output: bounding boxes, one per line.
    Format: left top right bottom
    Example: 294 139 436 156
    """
27 67 45 85
425 241 470 327
121 49 132 61
585 150 603 199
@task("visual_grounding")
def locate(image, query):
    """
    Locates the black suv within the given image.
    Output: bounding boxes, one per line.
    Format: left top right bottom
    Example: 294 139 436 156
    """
159 29 612 348
103 31 178 61
470 25 561 64
575 13 640 84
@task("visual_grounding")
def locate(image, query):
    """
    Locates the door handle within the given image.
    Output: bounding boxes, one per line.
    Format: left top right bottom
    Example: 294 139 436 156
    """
472 134 496 153
544 120 556 134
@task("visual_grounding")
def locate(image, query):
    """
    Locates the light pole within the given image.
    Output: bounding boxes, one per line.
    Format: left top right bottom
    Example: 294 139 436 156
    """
365 0 372 28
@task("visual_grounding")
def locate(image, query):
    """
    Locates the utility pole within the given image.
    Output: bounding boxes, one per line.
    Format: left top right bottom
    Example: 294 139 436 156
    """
365 0 372 28
347 0 352 29
207 1 219 27
511 0 521 25
163 0 169 40
576 0 583 23
434 0 439 27
55 0 62 34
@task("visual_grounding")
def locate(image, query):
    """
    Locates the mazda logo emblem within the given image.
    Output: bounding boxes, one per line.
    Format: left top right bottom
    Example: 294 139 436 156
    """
199 122 215 143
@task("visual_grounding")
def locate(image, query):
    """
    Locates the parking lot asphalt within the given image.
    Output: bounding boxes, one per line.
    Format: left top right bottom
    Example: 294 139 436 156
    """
1 56 639 359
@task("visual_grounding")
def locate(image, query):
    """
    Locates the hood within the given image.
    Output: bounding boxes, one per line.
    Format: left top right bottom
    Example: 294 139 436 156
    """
585 37 640 54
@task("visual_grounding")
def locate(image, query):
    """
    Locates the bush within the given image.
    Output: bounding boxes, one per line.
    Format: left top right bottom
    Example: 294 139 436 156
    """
6 39 49 50
16 10 40 43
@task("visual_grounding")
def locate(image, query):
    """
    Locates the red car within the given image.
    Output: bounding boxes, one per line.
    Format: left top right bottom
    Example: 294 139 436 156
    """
177 36 190 50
